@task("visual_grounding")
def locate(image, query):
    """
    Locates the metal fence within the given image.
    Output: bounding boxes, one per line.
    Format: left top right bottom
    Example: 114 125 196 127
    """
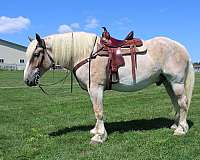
0 64 64 71
0 64 25 70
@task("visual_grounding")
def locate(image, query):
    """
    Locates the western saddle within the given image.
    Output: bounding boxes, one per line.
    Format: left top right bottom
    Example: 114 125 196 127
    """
100 27 144 89
73 27 146 90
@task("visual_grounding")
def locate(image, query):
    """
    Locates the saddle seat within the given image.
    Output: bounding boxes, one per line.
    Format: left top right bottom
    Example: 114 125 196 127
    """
101 27 143 48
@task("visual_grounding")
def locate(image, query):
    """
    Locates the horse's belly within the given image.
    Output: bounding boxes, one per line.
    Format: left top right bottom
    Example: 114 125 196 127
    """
112 56 160 92
112 78 155 92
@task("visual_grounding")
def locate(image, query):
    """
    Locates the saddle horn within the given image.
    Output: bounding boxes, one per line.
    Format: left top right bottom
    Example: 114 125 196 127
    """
102 27 110 39
102 27 107 32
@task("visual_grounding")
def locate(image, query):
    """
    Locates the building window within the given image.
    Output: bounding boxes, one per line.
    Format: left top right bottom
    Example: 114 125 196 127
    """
0 59 4 63
20 59 24 63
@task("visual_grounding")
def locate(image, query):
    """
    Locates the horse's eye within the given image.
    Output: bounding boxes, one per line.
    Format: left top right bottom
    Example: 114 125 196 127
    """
33 53 40 57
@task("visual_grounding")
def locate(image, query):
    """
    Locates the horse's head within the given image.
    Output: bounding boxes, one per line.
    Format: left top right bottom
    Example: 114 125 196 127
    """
24 33 54 86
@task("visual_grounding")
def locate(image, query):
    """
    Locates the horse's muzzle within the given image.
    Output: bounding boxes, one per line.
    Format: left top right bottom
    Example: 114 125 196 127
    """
24 71 40 87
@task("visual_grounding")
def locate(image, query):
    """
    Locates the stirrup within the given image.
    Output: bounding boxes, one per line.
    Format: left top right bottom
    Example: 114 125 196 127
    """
112 73 119 83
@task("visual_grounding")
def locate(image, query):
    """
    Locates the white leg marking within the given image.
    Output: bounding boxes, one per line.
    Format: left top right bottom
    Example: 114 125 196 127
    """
89 85 107 144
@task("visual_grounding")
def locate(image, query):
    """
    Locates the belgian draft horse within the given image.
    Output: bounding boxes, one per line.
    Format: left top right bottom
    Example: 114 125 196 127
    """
24 32 194 144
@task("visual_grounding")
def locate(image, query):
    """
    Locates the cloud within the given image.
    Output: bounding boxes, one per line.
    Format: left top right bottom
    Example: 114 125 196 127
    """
58 17 99 33
58 24 73 33
84 17 99 30
58 23 80 33
70 23 80 29
0 16 30 34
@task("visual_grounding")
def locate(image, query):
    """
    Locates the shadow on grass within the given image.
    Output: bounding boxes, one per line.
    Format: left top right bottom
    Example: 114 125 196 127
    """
48 118 193 137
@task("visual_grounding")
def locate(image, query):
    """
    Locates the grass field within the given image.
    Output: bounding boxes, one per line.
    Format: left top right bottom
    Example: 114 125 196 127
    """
0 70 200 160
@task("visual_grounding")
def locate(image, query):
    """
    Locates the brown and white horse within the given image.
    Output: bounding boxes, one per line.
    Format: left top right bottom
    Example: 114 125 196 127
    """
24 32 194 144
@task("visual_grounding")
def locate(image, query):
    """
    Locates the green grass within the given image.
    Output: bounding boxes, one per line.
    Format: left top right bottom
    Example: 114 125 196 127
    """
0 70 200 160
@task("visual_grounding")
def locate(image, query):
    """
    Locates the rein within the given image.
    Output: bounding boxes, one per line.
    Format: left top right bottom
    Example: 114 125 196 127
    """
38 33 75 95
37 34 103 94
38 70 71 95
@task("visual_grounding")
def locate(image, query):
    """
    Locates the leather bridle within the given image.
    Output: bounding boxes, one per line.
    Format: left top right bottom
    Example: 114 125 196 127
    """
31 43 57 94
32 44 55 71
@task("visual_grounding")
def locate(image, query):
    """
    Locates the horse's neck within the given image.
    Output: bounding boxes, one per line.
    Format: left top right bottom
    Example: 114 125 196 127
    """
48 33 99 70
50 45 90 70
57 51 91 70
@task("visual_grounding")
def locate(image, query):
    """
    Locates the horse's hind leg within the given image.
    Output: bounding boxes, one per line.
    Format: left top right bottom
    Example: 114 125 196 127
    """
171 83 189 135
163 80 179 130
88 84 107 144
164 80 189 135
164 81 189 134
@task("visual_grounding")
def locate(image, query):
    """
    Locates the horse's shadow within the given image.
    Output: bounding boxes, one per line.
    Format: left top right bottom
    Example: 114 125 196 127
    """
48 118 193 137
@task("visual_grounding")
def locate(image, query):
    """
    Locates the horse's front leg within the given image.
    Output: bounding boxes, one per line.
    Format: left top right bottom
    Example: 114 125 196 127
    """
88 84 107 144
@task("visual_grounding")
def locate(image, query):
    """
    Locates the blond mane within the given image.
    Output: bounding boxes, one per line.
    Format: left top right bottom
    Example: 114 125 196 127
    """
26 32 100 68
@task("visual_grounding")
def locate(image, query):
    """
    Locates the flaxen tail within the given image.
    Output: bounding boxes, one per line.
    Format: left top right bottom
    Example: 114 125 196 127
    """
185 59 195 108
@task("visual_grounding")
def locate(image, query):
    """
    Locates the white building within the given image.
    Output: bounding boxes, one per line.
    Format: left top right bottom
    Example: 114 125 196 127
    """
193 64 200 72
0 39 27 70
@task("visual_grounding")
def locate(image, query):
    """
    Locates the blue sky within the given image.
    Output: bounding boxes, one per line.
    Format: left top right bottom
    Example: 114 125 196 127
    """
0 0 199 61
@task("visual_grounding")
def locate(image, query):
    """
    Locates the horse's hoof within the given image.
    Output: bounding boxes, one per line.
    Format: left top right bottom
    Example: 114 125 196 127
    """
173 130 186 136
171 124 178 130
90 128 97 135
90 140 102 145
173 126 187 136
90 132 107 144
90 135 103 145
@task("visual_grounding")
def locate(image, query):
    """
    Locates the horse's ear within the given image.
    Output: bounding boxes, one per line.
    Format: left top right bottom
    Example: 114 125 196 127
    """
35 33 46 48
28 36 34 42
36 33 42 43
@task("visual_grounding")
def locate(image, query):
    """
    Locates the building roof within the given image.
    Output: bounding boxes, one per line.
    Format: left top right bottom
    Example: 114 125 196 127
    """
193 64 200 68
0 39 27 52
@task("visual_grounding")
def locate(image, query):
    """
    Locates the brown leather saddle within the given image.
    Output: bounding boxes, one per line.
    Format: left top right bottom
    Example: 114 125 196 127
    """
101 27 143 48
100 27 144 89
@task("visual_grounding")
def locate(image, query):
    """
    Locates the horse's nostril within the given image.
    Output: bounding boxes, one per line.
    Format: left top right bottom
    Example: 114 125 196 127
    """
30 81 34 86
25 79 34 86
25 79 29 84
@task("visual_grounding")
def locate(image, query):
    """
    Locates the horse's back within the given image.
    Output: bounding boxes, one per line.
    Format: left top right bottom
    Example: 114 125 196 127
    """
144 36 190 63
